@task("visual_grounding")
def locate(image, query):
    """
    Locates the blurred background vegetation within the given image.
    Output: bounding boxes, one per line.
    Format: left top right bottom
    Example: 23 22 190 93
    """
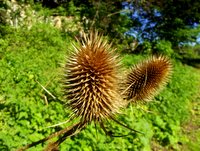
0 0 200 150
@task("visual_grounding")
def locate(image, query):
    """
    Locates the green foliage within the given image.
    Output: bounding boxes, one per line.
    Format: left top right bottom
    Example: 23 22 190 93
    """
5 0 200 49
147 62 197 146
141 41 152 54
121 54 146 67
0 23 71 150
71 0 133 40
169 26 200 47
0 0 9 25
178 44 200 58
142 0 200 45
153 40 174 57
0 22 200 151
65 1 78 16
122 55 200 149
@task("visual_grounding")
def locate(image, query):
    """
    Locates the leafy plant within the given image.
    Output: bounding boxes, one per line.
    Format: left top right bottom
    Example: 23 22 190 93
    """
153 40 174 57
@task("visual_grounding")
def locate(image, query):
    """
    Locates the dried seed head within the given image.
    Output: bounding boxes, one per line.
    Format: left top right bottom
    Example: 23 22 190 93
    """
124 55 172 102
64 31 123 123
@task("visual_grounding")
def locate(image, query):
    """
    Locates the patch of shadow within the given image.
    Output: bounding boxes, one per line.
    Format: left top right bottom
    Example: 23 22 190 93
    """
0 139 9 151
180 57 200 68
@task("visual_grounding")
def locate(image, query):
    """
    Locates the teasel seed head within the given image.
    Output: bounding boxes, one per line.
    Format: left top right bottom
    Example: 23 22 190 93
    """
64 31 123 124
124 55 172 102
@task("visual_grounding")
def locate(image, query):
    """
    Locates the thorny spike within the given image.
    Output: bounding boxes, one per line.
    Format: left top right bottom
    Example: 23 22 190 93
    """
64 31 124 123
124 55 172 102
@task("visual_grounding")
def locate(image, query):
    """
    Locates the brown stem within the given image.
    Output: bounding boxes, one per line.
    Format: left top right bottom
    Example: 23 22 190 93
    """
44 122 86 151
100 120 141 137
16 122 82 151
110 116 144 135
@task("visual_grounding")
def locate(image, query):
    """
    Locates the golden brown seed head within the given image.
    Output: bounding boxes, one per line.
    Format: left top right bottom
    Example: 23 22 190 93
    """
124 55 172 102
64 32 123 123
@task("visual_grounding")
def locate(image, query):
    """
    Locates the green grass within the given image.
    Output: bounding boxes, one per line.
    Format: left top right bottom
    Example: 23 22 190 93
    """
0 24 71 150
180 77 200 151
0 23 200 151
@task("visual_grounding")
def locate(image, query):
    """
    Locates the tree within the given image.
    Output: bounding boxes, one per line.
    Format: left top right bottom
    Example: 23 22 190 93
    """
14 0 134 42
136 0 200 46
71 0 133 41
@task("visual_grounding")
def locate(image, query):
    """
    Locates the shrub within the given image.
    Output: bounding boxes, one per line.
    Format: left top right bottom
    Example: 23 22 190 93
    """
153 40 174 57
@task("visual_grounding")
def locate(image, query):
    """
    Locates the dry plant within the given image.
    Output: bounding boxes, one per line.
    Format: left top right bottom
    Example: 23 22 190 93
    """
64 31 124 124
124 55 172 103
17 31 172 151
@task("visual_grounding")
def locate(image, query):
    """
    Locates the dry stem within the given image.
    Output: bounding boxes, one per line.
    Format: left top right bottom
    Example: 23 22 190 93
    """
17 122 85 151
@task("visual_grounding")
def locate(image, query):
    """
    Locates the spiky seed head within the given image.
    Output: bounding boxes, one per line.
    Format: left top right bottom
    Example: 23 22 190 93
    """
64 31 123 124
124 55 172 102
